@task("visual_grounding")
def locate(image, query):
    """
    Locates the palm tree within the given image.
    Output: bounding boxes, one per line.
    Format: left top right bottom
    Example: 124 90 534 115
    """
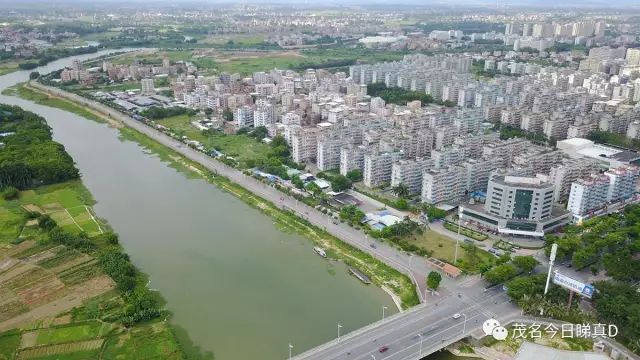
391 183 410 199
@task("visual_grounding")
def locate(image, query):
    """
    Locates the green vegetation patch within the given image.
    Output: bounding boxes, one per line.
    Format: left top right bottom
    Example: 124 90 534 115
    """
35 322 112 346
9 84 105 124
443 221 488 241
102 322 183 360
154 114 272 166
0 330 20 360
413 230 493 273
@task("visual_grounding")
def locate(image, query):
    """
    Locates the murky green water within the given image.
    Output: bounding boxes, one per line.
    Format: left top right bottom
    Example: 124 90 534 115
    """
0 53 397 359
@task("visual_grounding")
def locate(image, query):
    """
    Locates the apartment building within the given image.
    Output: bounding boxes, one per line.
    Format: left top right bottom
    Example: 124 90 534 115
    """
363 151 403 188
567 174 611 217
391 158 433 194
339 144 366 176
291 127 320 164
234 105 254 129
421 166 466 204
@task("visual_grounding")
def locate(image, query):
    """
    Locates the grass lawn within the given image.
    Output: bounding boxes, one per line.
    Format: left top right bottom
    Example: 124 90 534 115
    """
412 230 494 273
35 322 112 346
156 114 271 166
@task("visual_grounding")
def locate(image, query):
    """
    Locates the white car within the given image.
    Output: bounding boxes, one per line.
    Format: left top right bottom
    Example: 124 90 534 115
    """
452 313 462 319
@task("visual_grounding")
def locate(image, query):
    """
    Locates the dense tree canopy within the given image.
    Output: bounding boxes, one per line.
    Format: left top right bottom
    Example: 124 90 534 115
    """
427 271 442 290
544 205 640 281
0 104 79 189
139 106 196 119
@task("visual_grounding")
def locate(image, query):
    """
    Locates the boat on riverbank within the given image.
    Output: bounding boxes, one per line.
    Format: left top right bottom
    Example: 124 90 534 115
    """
314 246 327 258
348 267 371 284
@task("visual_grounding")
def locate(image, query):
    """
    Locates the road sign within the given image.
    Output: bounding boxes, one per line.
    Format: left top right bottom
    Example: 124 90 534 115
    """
553 271 595 298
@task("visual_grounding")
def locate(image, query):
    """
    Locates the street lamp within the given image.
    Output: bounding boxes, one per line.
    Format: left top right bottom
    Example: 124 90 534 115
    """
382 306 388 322
462 314 468 334
544 243 558 296
418 333 424 356
288 344 293 360
454 207 463 264
337 322 342 343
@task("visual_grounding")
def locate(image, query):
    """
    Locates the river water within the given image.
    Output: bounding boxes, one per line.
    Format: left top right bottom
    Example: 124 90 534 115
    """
0 52 396 359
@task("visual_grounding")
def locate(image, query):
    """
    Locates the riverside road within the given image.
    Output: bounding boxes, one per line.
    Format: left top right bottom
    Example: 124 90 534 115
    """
32 82 524 359
32 81 431 302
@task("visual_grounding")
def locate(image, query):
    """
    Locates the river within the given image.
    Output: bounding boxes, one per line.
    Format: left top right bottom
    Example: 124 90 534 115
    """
0 52 397 359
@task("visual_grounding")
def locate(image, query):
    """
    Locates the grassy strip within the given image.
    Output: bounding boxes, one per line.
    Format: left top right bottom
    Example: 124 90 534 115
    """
443 220 488 241
4 83 106 124
118 126 420 308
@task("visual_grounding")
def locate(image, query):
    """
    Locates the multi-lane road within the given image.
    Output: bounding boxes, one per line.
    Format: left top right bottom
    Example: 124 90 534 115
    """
292 284 521 360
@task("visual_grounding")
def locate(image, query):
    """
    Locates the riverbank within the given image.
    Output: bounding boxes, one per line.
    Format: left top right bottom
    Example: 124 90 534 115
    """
18 81 419 308
0 104 204 359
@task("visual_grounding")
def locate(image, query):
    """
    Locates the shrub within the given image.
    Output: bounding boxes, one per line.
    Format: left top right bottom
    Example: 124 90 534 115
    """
1 186 19 200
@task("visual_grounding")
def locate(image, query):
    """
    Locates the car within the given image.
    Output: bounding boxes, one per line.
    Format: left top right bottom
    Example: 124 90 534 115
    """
452 313 462 319
370 243 377 248
378 346 389 353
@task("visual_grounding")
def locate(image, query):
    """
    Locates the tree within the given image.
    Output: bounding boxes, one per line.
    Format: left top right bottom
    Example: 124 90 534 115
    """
495 253 511 265
484 264 518 285
305 181 322 196
506 274 546 303
222 108 234 122
29 71 40 80
291 175 304 189
331 175 352 192
1 186 19 200
423 204 446 221
394 198 409 210
391 183 410 199
38 214 57 231
512 256 539 273
345 169 363 182
427 271 442 290
251 126 268 140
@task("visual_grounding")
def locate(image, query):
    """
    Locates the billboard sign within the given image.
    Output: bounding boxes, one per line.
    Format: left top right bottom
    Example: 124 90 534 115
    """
553 271 595 298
